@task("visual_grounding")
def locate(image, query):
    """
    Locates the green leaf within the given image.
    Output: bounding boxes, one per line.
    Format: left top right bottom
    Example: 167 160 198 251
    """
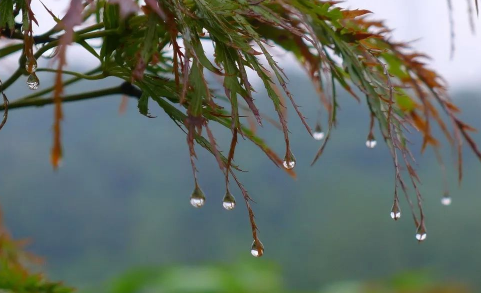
396 93 416 112
137 92 150 117
100 2 121 61
0 0 14 29
140 14 159 63
187 61 209 117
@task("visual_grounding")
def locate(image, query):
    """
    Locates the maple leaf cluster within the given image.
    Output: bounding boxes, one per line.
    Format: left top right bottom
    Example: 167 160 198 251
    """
0 0 480 264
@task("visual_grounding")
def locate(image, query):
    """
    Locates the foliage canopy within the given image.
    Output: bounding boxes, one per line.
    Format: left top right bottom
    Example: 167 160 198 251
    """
1 1 481 289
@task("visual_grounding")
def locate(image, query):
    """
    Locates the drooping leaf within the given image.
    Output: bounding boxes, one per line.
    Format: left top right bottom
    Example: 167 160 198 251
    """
51 0 84 169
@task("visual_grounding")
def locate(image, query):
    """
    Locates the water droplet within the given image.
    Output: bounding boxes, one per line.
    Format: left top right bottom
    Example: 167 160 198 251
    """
250 240 264 257
313 132 325 141
390 200 401 221
441 195 452 206
366 140 377 148
283 152 296 170
222 190 236 210
25 57 37 73
390 211 401 221
26 73 40 90
313 124 325 141
366 134 377 148
415 225 427 242
190 185 206 208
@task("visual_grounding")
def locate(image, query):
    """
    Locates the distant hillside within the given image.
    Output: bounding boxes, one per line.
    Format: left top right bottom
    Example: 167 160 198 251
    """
1 70 481 291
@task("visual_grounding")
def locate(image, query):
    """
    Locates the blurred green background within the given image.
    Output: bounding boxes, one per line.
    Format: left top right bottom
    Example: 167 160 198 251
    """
0 65 480 292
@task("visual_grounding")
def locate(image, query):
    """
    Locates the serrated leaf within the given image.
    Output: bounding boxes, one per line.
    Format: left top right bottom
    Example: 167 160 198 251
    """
0 0 15 29
137 92 150 116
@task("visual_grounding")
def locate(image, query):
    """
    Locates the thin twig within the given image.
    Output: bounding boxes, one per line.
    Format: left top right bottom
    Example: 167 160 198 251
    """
0 83 140 111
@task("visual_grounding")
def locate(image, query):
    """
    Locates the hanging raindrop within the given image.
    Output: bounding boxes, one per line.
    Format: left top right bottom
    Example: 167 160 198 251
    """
190 185 206 208
26 73 40 90
222 190 236 210
415 224 427 242
313 123 325 141
250 240 264 257
390 200 401 221
441 195 452 206
25 57 37 73
365 133 377 149
283 151 296 170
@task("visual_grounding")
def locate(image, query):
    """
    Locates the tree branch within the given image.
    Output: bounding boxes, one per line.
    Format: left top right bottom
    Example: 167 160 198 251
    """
20 67 102 101
35 68 106 80
0 28 119 93
0 83 141 111
0 22 105 44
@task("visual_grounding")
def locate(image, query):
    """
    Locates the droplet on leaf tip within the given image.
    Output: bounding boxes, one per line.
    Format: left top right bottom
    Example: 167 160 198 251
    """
366 139 377 148
390 211 401 221
415 225 427 242
26 73 40 90
313 131 325 140
190 185 206 208
441 195 452 206
313 123 324 141
250 240 264 257
366 133 377 149
390 200 401 221
283 152 296 170
415 232 427 242
222 190 236 210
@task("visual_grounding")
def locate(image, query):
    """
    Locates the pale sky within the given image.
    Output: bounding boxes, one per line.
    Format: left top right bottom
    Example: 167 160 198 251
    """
6 0 481 90
341 0 481 89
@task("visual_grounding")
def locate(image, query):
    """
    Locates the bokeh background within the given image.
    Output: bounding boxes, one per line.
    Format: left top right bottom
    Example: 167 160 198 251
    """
1 1 481 292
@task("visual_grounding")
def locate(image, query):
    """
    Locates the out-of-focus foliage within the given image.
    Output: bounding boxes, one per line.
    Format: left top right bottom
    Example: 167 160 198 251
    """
92 262 472 293
0 209 73 293
105 262 286 293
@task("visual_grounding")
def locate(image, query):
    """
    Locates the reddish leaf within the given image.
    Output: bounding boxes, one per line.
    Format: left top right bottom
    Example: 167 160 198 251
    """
342 9 372 19
51 0 84 169
145 0 167 20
